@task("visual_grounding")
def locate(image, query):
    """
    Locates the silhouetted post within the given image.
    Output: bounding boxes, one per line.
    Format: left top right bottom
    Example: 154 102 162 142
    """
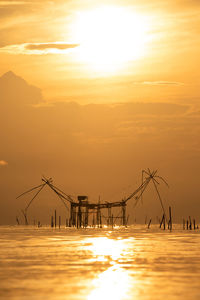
100 213 102 228
51 216 54 227
122 202 126 226
186 220 189 230
183 219 185 230
54 210 57 228
169 206 172 231
160 214 164 228
92 213 95 227
22 210 28 225
85 207 89 227
126 215 129 227
38 221 41 227
112 214 114 229
66 218 68 227
148 219 152 229
163 214 166 230
108 206 111 226
78 205 82 228
189 216 192 230
76 212 79 228
70 203 75 227
97 206 100 228
16 216 20 225
59 216 61 229
193 219 196 230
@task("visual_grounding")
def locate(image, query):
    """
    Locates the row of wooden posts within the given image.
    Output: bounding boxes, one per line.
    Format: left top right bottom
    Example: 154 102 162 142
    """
50 209 115 229
16 206 199 231
147 206 172 230
183 216 199 230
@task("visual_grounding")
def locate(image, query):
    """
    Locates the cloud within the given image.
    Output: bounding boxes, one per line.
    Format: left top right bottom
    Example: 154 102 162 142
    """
0 1 27 5
0 70 43 106
0 160 8 166
0 42 79 55
25 43 79 50
133 81 184 86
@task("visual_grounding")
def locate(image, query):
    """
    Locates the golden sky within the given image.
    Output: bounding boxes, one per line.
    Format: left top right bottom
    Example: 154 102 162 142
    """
0 0 200 224
0 0 199 102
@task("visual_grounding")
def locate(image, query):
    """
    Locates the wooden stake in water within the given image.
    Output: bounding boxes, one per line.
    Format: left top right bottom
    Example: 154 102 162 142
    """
193 219 196 230
51 216 54 227
148 219 152 229
16 216 20 225
54 210 57 228
59 216 61 229
163 214 166 230
100 213 102 228
160 214 164 228
92 213 95 227
189 216 192 230
112 214 114 229
169 206 172 231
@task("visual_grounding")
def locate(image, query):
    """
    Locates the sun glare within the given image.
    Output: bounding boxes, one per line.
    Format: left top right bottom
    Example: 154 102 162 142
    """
84 237 132 300
71 6 151 74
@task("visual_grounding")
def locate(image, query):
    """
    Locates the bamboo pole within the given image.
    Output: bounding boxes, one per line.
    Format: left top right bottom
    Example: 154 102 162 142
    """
55 210 57 228
160 214 164 228
51 216 54 227
163 214 166 230
92 213 95 227
189 216 192 230
59 216 61 229
169 206 172 231
100 213 102 228
112 214 114 229
148 219 151 229
193 219 196 230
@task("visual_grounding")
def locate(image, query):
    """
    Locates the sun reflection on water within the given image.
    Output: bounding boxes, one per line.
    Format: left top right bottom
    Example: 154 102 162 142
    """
84 237 132 300
88 265 131 300
85 237 126 261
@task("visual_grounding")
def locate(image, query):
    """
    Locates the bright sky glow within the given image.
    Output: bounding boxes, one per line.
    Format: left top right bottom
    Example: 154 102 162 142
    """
71 6 152 74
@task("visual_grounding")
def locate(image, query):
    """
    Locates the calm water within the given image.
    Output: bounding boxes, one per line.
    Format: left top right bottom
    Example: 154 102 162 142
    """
0 225 200 300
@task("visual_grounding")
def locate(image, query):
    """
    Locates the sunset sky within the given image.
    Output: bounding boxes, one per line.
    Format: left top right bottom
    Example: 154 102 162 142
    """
0 0 200 224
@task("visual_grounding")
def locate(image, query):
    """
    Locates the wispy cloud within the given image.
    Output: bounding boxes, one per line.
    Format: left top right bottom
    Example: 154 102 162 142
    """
0 160 8 166
0 42 79 55
0 1 27 5
133 81 184 86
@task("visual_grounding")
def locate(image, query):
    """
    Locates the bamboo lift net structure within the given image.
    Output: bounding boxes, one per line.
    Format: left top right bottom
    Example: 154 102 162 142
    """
17 169 168 227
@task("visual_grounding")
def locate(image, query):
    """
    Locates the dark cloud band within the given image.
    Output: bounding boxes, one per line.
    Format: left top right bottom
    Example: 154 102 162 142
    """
25 43 79 50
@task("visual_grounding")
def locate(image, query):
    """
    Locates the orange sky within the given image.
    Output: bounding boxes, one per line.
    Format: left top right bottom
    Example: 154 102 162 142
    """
0 0 200 224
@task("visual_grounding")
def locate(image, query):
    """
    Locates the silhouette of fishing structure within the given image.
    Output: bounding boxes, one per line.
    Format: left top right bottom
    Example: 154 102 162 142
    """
17 169 168 227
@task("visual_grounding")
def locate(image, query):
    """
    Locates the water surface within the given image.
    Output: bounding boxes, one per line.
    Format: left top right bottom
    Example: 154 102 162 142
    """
0 225 200 299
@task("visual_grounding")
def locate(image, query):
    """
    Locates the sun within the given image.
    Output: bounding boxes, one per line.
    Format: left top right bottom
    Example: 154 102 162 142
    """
71 6 151 74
